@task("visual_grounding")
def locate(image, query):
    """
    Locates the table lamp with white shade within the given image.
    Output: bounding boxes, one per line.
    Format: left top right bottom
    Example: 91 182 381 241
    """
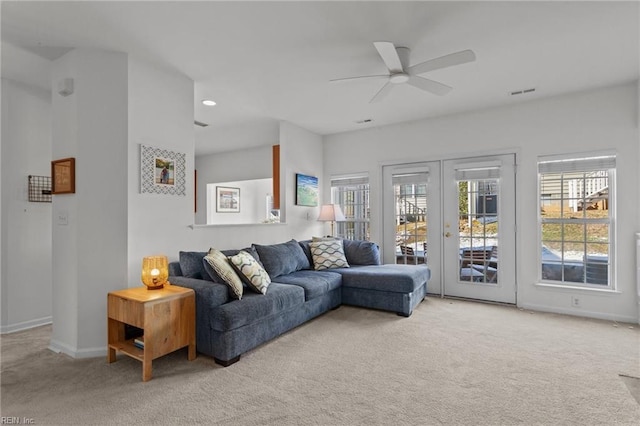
317 204 346 237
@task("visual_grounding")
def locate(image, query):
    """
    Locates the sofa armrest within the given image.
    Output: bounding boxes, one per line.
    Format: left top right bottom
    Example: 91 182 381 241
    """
169 276 230 308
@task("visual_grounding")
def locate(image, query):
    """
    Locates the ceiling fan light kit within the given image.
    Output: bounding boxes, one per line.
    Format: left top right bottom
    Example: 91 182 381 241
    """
331 41 476 103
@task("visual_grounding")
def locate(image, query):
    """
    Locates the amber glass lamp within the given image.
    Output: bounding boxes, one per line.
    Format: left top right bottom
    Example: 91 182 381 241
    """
141 256 169 290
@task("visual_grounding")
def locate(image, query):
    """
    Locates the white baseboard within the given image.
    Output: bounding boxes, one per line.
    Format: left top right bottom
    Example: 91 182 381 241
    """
48 339 107 359
0 316 52 334
518 302 637 324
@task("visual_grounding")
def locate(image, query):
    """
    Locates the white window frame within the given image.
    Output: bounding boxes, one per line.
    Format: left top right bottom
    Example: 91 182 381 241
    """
537 153 616 289
330 174 370 241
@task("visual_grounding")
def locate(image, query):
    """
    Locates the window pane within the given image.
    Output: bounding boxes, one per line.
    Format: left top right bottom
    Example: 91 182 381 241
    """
541 199 563 219
562 223 585 243
541 223 562 242
587 243 609 257
586 223 608 243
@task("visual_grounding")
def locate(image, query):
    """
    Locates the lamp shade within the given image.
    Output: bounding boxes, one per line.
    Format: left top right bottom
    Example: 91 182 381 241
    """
141 255 169 289
317 204 346 222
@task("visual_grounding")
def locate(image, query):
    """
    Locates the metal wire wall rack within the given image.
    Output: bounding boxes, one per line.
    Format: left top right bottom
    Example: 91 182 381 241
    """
28 175 52 203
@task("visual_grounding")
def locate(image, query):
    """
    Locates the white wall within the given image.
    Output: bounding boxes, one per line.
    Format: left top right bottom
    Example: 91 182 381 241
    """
195 119 279 156
206 178 272 225
0 78 53 333
324 82 639 323
195 145 273 224
50 49 129 356
127 56 195 286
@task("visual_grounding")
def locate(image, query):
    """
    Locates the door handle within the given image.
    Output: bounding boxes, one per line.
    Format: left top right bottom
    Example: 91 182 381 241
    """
445 232 451 238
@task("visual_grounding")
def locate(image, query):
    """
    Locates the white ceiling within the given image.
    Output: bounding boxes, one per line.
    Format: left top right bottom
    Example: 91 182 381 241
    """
2 1 638 155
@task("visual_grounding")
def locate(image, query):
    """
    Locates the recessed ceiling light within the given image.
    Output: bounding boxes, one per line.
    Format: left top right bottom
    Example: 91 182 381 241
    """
202 99 216 106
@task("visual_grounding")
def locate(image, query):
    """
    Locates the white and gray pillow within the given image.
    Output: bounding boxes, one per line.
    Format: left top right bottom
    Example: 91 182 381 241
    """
310 239 350 270
228 250 271 294
203 248 244 299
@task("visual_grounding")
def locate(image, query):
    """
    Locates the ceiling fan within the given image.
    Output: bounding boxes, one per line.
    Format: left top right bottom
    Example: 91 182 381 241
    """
331 41 476 103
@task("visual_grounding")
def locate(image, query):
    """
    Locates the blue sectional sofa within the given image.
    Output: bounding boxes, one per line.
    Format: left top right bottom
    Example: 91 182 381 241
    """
168 239 430 366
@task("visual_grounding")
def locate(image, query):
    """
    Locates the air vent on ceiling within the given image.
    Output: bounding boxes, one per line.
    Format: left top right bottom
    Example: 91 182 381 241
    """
510 88 536 96
194 120 209 127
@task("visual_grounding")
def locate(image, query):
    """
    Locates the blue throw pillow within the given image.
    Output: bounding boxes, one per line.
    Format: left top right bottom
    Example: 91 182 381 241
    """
342 240 381 265
298 240 314 265
252 239 311 278
179 251 208 279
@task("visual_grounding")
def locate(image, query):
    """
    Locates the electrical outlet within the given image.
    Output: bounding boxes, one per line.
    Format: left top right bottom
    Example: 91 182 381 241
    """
571 296 580 307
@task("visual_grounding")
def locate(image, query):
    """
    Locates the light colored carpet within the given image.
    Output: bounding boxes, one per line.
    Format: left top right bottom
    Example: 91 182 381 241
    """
1 298 639 425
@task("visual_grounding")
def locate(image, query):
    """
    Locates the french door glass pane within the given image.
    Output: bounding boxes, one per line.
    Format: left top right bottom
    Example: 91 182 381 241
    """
394 181 427 265
458 179 499 284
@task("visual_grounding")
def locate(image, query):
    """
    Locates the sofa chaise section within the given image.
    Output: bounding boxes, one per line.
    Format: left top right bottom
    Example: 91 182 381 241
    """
334 264 430 317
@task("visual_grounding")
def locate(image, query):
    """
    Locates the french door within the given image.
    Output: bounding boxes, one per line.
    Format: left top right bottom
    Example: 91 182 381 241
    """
383 154 516 304
442 155 516 304
382 162 442 295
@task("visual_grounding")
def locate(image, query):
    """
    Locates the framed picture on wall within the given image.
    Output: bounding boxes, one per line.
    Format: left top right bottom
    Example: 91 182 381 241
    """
295 173 318 207
140 144 186 196
51 157 76 195
216 186 240 212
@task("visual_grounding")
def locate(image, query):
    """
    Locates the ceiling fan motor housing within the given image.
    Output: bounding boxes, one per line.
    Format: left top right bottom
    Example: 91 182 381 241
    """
390 73 410 84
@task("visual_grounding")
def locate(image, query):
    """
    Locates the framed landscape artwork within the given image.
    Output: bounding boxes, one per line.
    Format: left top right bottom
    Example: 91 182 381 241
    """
216 186 240 212
295 173 318 207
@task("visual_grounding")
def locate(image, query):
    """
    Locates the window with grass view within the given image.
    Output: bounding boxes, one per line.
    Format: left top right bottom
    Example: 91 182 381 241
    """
538 155 615 287
331 175 370 240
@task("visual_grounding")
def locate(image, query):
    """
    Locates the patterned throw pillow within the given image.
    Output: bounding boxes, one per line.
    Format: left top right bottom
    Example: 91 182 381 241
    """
229 250 271 294
203 248 244 300
310 239 350 270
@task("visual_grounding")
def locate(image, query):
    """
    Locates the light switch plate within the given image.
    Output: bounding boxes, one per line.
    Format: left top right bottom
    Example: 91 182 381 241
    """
57 210 68 225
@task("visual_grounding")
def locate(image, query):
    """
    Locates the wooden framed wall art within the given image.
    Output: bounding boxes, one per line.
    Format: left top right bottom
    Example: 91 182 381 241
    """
51 157 76 194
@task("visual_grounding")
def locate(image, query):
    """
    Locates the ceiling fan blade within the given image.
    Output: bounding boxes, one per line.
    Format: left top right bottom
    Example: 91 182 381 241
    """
329 75 389 83
373 41 404 73
408 50 476 75
369 81 394 103
407 76 452 96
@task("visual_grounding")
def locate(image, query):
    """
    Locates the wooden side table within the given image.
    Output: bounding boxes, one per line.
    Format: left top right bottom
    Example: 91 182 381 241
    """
107 284 196 381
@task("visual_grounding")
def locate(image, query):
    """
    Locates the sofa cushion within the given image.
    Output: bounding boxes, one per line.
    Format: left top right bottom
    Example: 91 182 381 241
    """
273 270 342 301
342 240 381 266
333 264 430 293
203 248 244 300
253 239 310 278
210 283 305 332
310 239 349 270
228 250 271 294
179 251 209 279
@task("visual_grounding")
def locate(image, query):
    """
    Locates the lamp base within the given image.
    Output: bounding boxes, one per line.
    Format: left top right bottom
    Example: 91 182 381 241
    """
144 282 166 290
